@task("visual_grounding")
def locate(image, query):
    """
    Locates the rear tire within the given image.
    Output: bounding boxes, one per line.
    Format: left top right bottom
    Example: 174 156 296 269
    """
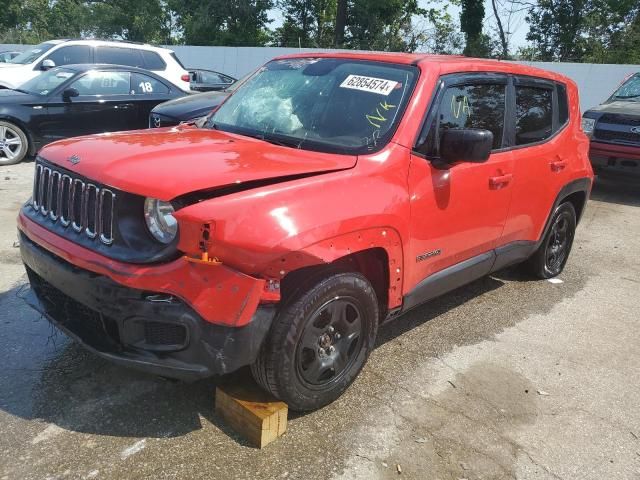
251 272 378 411
526 202 577 279
0 121 29 165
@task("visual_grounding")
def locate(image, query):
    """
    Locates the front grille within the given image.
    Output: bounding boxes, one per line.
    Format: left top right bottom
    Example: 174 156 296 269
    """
32 163 115 245
599 114 640 126
594 129 640 144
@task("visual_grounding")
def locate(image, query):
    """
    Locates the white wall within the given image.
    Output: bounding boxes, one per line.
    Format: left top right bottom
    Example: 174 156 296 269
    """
3 43 639 111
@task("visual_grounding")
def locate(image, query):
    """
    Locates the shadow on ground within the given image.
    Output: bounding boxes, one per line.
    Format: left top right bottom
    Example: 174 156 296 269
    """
0 249 587 445
590 174 640 207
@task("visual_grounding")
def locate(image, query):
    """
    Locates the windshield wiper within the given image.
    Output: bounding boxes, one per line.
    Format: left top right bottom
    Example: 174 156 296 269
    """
614 94 640 99
11 88 30 94
243 132 304 149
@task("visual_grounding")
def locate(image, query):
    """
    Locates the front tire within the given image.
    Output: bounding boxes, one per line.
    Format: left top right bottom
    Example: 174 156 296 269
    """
251 272 378 411
527 202 577 279
0 121 29 165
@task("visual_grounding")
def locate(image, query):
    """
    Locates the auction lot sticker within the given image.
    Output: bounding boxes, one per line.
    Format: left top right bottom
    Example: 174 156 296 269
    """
340 75 399 95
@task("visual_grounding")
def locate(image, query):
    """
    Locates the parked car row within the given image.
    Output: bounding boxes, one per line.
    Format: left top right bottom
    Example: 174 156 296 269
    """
0 39 240 164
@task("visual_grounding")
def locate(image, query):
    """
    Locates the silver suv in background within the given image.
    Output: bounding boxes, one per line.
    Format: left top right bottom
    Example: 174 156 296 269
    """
0 39 191 92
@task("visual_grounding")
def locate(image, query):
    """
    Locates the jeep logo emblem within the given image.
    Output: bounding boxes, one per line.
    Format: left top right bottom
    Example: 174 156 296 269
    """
68 155 80 165
631 126 640 134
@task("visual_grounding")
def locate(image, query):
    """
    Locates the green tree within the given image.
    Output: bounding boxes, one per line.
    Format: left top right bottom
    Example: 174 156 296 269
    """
169 0 273 46
88 0 171 43
460 0 492 57
272 0 336 47
525 0 640 63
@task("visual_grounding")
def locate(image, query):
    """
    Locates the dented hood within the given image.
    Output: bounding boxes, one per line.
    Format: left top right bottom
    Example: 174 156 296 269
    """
39 127 357 200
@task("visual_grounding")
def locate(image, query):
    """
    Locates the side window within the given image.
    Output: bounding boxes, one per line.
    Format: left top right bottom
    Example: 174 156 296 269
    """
95 47 143 68
431 83 506 152
71 71 131 96
515 86 553 145
131 73 169 94
200 71 228 84
46 46 91 66
141 51 166 70
557 83 569 126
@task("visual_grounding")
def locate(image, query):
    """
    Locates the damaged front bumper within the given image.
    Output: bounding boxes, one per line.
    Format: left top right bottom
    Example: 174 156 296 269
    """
18 219 276 380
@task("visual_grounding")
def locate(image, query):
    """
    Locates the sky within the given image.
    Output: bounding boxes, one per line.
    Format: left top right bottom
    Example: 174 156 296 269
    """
268 0 532 52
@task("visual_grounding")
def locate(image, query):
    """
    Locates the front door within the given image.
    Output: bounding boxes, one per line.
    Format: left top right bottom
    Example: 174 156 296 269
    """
407 74 515 293
44 70 138 141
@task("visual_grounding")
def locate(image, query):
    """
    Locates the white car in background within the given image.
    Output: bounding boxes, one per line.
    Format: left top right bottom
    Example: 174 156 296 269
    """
0 39 191 92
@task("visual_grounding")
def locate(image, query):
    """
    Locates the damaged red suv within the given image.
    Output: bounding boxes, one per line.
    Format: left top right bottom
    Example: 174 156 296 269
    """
19 53 593 410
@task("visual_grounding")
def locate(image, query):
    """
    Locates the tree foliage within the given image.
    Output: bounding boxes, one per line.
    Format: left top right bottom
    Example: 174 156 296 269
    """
524 0 640 62
0 0 637 63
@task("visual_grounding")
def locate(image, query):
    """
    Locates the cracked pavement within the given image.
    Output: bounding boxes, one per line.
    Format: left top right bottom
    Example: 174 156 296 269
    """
1 161 639 480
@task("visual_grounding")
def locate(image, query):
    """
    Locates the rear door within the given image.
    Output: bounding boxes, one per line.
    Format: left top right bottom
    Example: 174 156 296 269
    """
407 73 515 291
500 77 571 245
130 72 178 126
44 70 137 140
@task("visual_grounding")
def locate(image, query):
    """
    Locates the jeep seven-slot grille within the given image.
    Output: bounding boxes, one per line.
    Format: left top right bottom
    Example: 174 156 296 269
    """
32 163 116 245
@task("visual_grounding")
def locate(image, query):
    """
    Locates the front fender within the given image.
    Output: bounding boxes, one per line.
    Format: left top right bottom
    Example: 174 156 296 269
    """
174 155 410 309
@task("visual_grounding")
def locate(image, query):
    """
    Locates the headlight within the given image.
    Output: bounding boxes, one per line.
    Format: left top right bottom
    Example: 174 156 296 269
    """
144 198 178 244
581 117 595 137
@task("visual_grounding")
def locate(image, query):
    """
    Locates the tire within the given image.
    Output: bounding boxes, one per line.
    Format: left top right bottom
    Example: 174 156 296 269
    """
251 272 379 411
0 121 29 165
526 202 577 279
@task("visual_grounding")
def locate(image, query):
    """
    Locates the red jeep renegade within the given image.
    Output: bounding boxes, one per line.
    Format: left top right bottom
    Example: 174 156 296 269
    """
19 53 593 410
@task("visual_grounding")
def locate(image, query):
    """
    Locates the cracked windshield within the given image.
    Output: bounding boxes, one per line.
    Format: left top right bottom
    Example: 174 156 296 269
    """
209 58 417 153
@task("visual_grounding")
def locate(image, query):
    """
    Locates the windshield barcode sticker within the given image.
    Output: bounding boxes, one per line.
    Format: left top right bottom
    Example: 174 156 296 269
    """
340 75 399 96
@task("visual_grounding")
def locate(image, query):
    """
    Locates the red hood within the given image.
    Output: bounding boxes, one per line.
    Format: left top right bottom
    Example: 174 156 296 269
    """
39 127 357 200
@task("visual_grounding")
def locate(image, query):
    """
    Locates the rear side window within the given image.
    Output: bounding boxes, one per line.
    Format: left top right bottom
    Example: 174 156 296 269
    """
96 47 143 68
141 51 166 70
72 71 131 96
131 73 169 94
557 83 569 126
432 83 506 151
515 86 553 145
46 46 92 66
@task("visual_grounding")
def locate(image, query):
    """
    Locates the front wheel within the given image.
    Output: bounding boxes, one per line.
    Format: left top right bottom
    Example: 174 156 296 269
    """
251 272 378 411
0 121 29 165
526 202 577 279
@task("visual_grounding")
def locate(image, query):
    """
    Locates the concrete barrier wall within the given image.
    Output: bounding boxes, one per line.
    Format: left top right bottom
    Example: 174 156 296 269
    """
2 43 639 111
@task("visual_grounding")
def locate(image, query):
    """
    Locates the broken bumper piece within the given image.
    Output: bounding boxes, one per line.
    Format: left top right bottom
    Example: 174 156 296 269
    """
19 231 275 381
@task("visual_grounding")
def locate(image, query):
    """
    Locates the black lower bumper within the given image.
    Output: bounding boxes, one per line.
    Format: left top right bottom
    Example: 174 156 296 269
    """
20 232 275 381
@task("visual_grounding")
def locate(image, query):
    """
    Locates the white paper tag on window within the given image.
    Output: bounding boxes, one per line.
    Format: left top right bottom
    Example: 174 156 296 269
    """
340 75 398 96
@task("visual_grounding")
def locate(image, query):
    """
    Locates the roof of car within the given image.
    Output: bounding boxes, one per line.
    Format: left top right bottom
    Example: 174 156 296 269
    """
49 38 173 53
54 63 159 73
274 51 571 83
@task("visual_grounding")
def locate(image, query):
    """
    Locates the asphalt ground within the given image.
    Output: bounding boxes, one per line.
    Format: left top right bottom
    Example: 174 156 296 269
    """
1 160 639 480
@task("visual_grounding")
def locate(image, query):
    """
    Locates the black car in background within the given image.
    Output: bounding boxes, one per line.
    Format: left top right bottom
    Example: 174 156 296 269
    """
188 69 236 92
0 64 185 165
582 72 640 178
149 71 251 128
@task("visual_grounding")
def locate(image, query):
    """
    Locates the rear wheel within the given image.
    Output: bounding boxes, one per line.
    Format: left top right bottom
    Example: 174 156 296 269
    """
251 272 378 411
526 202 577 279
0 121 29 165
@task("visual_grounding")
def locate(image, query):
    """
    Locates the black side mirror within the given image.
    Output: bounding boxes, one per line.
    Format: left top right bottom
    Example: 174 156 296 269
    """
440 128 494 164
62 88 79 101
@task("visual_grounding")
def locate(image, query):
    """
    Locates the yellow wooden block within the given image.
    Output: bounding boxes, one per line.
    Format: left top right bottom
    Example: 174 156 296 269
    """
215 382 288 448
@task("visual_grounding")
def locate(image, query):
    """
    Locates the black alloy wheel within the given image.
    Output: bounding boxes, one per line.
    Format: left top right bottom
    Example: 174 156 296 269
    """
251 272 378 411
527 202 577 279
